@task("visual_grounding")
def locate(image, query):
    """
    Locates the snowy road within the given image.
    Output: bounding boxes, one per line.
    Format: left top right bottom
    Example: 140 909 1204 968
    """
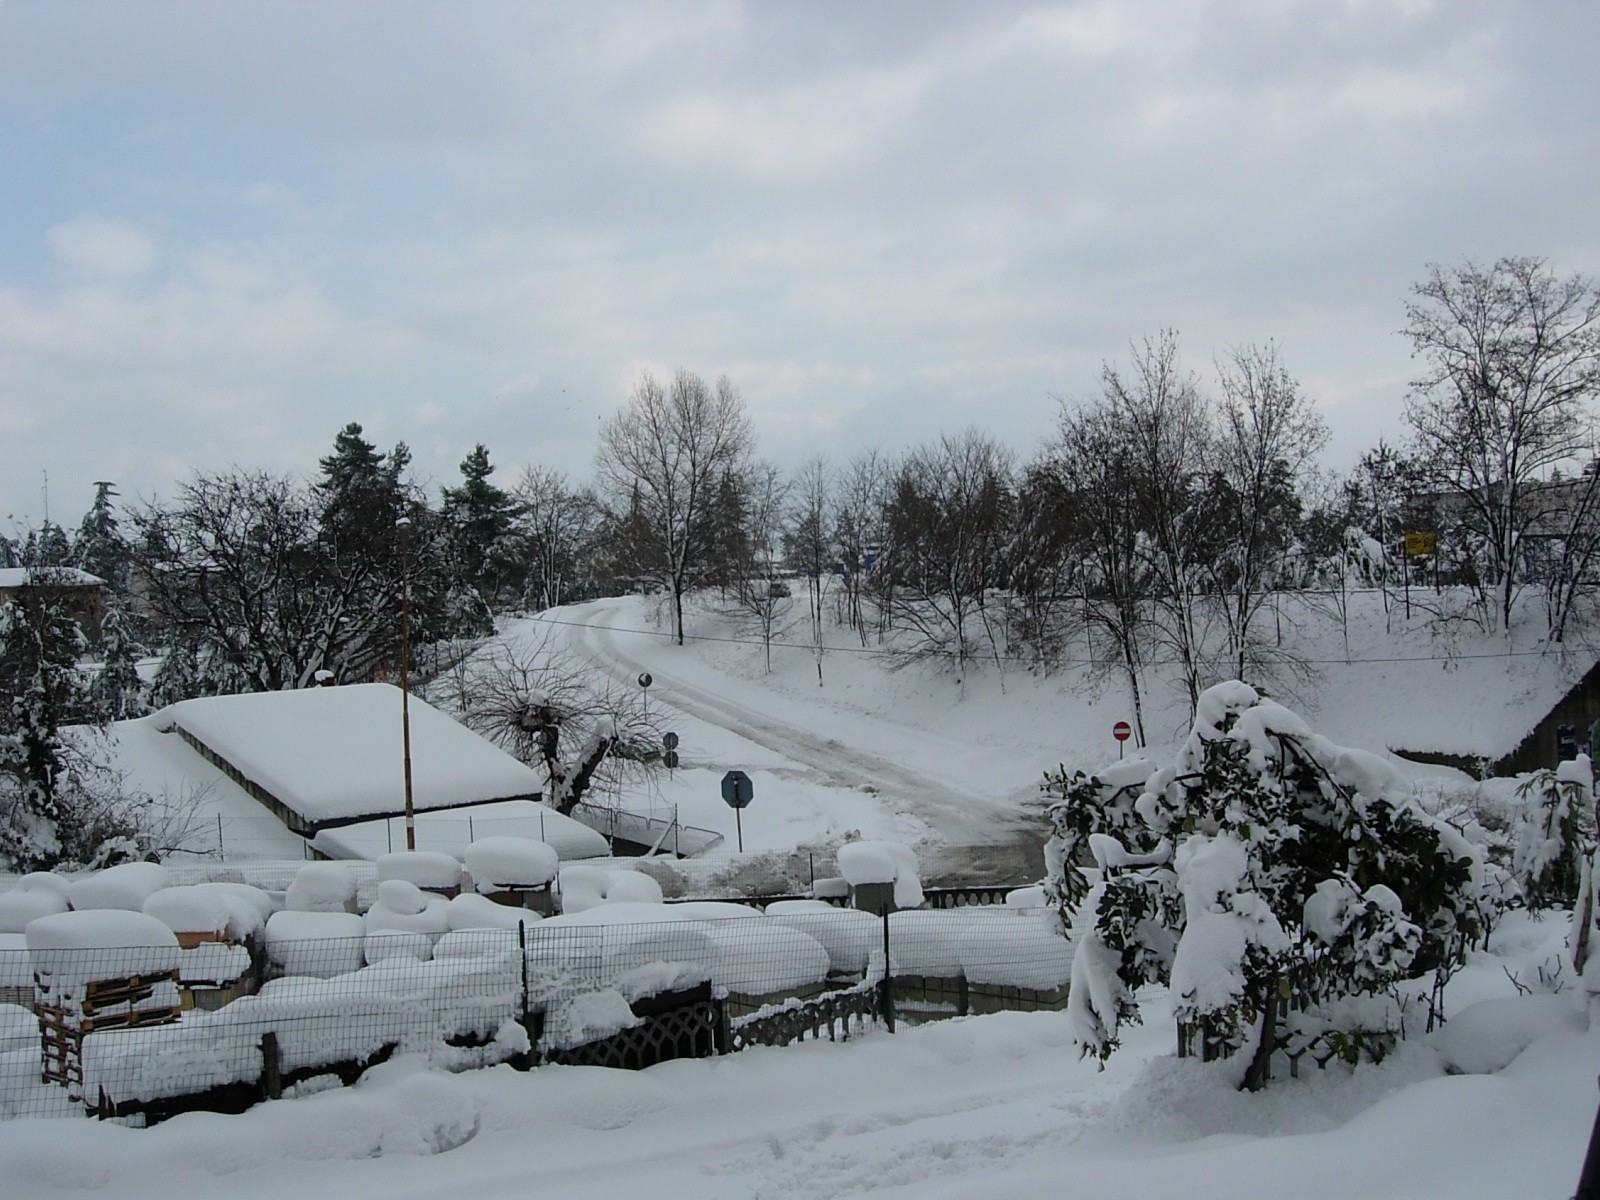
547 598 1046 883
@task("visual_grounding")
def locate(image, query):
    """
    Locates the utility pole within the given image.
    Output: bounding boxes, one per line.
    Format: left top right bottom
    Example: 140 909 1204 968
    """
397 516 416 850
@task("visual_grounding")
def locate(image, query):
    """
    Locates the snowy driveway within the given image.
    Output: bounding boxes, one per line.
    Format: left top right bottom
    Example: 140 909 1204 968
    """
546 598 1047 882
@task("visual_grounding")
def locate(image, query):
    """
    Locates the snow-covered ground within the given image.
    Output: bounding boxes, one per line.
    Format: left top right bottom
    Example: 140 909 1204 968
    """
1 911 1591 1200
3 590 1598 1196
517 590 1590 883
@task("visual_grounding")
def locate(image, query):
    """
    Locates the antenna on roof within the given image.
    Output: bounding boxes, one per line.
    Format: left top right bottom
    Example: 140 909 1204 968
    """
41 470 48 524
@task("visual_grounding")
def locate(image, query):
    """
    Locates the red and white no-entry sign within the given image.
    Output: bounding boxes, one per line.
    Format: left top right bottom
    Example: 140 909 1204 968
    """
1112 721 1132 742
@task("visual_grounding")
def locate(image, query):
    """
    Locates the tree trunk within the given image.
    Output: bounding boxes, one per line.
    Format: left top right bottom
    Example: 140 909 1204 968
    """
1241 982 1279 1092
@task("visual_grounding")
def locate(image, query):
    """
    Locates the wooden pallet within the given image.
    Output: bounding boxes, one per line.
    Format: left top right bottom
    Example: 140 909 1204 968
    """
79 969 179 1016
37 994 181 1088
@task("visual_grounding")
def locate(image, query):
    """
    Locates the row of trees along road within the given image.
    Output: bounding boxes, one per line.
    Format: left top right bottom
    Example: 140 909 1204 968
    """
4 256 1598 780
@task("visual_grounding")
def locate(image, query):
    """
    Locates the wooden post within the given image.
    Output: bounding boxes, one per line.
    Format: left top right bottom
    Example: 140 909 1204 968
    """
260 1032 282 1101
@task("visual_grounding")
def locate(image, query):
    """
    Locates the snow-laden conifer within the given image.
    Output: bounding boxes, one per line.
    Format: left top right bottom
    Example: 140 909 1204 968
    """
1043 680 1488 1089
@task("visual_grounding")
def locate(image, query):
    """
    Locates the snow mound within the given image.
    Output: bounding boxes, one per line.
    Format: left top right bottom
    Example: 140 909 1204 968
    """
446 894 540 932
66 862 171 912
765 904 877 974
286 862 357 913
958 912 1074 989
26 910 181 995
366 881 450 937
836 841 923 908
142 886 233 937
557 865 664 912
464 837 558 891
264 911 365 977
0 886 69 933
377 851 462 891
1431 994 1587 1075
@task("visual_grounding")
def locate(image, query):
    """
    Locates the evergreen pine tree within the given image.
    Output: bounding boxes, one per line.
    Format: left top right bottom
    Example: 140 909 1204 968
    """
148 638 201 709
73 481 130 593
0 576 100 868
442 444 514 603
90 597 146 721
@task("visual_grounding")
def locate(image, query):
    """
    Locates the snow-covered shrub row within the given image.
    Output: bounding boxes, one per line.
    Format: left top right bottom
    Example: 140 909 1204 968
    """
81 947 526 1108
1043 680 1492 1089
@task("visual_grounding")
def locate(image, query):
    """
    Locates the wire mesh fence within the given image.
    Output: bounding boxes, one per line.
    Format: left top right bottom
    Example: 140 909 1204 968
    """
0 902 1071 1124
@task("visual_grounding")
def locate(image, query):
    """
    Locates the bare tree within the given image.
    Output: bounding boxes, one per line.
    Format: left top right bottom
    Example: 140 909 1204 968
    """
1403 257 1600 632
133 470 421 692
594 370 753 645
883 430 1015 684
1044 399 1154 743
1535 457 1600 643
1104 332 1213 715
509 465 600 612
833 449 891 645
437 626 659 814
785 456 833 686
727 461 791 673
1210 343 1329 679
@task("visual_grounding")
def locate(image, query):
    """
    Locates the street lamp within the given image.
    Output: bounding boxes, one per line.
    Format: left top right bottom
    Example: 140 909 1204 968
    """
397 516 416 851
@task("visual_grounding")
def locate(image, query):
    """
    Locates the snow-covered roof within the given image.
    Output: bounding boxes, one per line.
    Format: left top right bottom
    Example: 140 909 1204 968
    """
0 566 105 589
155 683 545 829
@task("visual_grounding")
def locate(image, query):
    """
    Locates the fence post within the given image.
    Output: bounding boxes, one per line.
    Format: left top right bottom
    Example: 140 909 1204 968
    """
880 905 895 1034
260 1032 282 1100
518 921 529 1024
1576 1075 1600 1200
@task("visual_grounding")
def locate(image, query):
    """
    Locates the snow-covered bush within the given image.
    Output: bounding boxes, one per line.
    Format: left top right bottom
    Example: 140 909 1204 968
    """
1043 680 1487 1089
1512 757 1592 909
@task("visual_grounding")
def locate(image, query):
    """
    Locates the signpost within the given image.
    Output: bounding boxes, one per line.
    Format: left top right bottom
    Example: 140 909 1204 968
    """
721 769 753 853
663 731 679 772
638 672 652 719
1112 720 1132 759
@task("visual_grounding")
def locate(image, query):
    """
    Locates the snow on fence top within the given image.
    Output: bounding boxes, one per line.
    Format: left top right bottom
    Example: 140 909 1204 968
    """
156 683 546 826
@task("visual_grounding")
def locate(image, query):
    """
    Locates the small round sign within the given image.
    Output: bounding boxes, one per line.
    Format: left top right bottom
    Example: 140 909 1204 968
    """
638 672 653 688
663 731 679 750
1112 721 1132 742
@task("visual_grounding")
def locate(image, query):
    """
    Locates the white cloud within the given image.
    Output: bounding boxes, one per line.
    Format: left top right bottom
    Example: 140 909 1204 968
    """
45 215 156 280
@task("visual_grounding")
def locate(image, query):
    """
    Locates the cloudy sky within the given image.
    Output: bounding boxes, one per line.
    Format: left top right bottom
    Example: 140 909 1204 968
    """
2 0 1597 525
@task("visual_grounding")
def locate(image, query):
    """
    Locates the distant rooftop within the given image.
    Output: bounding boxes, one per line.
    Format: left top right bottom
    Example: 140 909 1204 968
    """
154 683 547 833
0 567 105 589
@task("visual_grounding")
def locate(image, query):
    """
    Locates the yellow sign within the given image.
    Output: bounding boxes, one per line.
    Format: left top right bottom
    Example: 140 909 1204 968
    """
1404 533 1435 556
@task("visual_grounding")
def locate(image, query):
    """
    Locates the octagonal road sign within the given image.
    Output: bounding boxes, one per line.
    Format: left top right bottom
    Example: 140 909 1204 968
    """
721 769 754 809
